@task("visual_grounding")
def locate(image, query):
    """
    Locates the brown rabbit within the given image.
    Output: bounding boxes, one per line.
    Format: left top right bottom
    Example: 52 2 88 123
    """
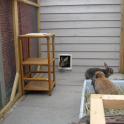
94 71 118 94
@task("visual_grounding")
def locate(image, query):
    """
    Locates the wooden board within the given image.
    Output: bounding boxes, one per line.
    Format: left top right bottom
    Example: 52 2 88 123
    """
19 33 54 38
22 58 54 65
24 80 55 91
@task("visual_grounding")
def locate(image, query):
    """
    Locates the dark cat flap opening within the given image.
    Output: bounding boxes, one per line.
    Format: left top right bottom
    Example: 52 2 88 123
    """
58 54 72 70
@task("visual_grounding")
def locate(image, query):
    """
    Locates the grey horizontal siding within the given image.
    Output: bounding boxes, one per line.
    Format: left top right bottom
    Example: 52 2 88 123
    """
49 37 120 44
67 66 119 73
42 28 120 36
56 58 119 66
40 13 121 21
39 0 121 72
41 21 120 29
40 51 119 59
40 44 119 52
40 5 121 14
39 0 121 6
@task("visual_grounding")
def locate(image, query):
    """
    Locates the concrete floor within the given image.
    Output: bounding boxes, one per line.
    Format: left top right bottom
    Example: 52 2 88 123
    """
0 71 83 124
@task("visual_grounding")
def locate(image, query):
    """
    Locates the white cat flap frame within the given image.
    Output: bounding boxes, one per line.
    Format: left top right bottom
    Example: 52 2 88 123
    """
58 54 72 70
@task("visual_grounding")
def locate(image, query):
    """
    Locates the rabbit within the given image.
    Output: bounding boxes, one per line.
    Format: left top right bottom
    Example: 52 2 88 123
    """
72 116 90 124
85 62 113 80
94 71 118 94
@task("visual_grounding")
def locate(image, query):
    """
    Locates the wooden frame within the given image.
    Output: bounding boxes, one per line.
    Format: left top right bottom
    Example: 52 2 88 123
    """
90 94 124 124
18 33 56 96
0 0 40 119
120 0 124 73
18 0 40 7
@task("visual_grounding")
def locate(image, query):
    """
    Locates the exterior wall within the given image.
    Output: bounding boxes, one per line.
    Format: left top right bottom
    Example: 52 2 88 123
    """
39 0 121 73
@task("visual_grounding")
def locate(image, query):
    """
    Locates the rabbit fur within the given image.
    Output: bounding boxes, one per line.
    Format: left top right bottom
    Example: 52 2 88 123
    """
85 63 113 80
94 71 118 94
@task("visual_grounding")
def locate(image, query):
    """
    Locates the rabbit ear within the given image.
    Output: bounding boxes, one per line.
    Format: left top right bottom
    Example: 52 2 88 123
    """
104 62 108 69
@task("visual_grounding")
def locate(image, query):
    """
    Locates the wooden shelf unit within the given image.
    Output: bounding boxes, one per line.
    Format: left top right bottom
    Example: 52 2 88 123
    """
18 33 56 96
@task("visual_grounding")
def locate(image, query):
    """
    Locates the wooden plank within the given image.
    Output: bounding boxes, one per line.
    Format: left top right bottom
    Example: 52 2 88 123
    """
24 81 49 91
23 77 48 81
41 21 121 29
22 58 54 65
90 94 105 124
120 0 124 73
102 95 124 109
40 13 121 21
10 73 19 101
12 0 22 98
40 5 121 14
0 93 21 119
41 28 120 37
19 33 54 38
18 0 40 7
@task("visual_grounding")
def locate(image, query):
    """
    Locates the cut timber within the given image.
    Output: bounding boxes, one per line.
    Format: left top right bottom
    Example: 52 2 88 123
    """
120 0 124 73
23 77 48 81
19 33 54 38
22 58 55 65
90 94 106 124
102 95 124 109
24 80 55 91
18 0 40 7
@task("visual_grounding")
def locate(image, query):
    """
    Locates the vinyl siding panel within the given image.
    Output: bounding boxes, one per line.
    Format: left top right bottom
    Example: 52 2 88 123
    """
39 0 121 72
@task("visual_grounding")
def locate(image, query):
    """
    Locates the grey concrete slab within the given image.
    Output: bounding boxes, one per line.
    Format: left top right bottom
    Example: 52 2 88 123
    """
0 72 83 124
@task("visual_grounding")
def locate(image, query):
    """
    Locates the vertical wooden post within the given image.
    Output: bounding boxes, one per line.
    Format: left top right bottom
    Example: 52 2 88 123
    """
37 0 41 33
90 95 106 124
120 0 124 73
12 0 22 95
47 37 51 96
52 35 56 83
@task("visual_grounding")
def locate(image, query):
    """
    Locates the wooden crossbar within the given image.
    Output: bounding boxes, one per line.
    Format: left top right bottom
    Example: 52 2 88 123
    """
18 0 40 7
90 94 124 124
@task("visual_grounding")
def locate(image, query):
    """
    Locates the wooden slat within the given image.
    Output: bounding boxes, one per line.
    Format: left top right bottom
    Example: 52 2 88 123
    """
90 94 106 124
24 80 54 91
23 77 48 81
22 58 54 65
102 95 124 109
120 0 124 73
19 33 54 38
31 70 53 73
18 0 40 7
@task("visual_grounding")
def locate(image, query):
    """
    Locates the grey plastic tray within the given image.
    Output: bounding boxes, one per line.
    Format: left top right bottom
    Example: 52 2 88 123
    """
79 80 124 119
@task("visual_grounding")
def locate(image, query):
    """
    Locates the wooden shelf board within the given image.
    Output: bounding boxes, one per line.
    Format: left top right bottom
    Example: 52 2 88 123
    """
22 58 54 65
23 77 48 81
19 33 54 38
24 80 54 91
